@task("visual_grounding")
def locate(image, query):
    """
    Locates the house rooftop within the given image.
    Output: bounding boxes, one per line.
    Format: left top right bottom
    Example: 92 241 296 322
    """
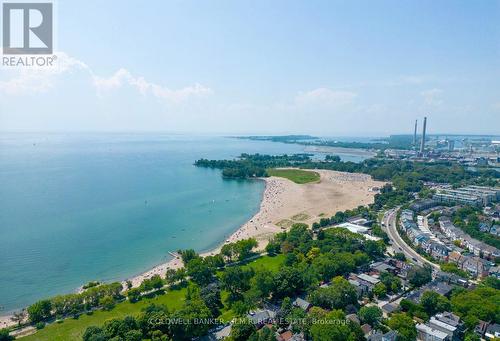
417 323 449 340
429 317 457 333
357 273 380 285
293 297 311 311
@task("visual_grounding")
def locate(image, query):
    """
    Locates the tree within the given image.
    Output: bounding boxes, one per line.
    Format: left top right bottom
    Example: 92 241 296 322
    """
27 299 52 323
82 326 105 341
0 329 14 341
204 254 225 268
308 277 357 310
373 283 387 298
481 276 500 290
248 326 276 341
309 309 364 341
265 239 281 255
364 240 386 258
200 283 223 316
221 266 254 300
169 298 213 339
394 252 406 261
10 310 25 327
124 329 143 341
388 313 417 341
420 291 451 316
150 275 164 290
186 258 214 286
166 268 187 287
99 295 115 311
408 265 432 287
236 238 258 261
251 268 275 299
273 266 307 298
451 286 499 326
178 249 198 263
380 272 402 294
230 318 256 341
358 306 383 326
127 288 141 303
221 238 258 263
312 252 355 282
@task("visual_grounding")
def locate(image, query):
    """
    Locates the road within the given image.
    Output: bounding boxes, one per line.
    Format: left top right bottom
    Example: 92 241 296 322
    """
382 208 440 271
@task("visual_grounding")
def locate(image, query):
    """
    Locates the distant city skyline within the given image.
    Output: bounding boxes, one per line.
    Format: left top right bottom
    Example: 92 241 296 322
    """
1 0 499 135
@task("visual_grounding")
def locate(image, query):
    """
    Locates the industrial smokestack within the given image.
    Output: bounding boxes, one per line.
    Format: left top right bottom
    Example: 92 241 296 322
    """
413 119 418 146
420 116 427 154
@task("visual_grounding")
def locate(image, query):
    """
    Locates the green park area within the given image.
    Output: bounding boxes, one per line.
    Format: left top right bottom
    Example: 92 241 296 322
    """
267 168 320 184
20 254 285 341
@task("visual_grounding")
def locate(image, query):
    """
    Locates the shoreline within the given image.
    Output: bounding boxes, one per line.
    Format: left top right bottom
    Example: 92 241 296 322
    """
0 169 385 329
121 169 385 288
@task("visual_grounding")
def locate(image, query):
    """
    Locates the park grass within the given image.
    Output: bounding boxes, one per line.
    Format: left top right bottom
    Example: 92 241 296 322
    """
20 255 285 340
242 254 285 273
266 168 320 184
22 288 187 341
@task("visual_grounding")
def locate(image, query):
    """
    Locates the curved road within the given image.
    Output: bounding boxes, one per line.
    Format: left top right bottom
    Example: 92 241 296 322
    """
382 208 440 271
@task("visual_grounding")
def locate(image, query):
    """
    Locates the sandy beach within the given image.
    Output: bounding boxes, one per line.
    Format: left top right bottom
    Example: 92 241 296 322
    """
123 169 385 288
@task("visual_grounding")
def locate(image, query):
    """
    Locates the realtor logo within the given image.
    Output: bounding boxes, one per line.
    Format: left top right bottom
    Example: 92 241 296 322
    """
2 2 53 54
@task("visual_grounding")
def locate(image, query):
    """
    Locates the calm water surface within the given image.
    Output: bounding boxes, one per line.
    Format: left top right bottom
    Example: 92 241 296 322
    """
0 133 368 312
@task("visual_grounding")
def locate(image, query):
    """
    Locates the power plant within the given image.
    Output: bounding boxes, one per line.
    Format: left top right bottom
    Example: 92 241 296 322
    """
420 116 427 154
413 119 418 147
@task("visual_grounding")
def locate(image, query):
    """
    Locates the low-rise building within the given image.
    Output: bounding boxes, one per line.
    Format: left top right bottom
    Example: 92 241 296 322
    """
485 323 500 340
416 323 450 341
433 185 500 207
292 297 312 312
461 256 491 278
247 309 276 328
368 330 398 341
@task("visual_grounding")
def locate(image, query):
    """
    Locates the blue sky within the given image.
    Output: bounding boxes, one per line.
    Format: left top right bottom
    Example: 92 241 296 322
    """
1 0 499 135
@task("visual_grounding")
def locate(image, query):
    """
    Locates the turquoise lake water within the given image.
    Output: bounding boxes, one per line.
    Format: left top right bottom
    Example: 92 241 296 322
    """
0 134 368 313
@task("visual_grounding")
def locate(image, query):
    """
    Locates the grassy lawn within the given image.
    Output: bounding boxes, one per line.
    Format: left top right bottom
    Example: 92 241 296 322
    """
20 255 285 341
242 254 285 272
22 288 187 341
267 168 320 184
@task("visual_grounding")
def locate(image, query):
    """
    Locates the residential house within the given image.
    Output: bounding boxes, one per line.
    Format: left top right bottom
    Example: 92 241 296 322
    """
370 261 396 274
368 330 398 341
485 323 500 340
475 320 489 339
416 323 450 341
461 257 491 278
490 225 499 236
489 265 500 278
426 242 449 261
247 310 276 328
293 298 312 312
406 281 453 303
360 324 372 334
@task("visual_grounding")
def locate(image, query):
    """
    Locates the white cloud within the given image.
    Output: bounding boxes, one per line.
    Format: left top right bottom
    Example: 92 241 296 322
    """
295 88 357 106
421 88 443 106
93 69 212 102
0 52 88 95
0 52 212 103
